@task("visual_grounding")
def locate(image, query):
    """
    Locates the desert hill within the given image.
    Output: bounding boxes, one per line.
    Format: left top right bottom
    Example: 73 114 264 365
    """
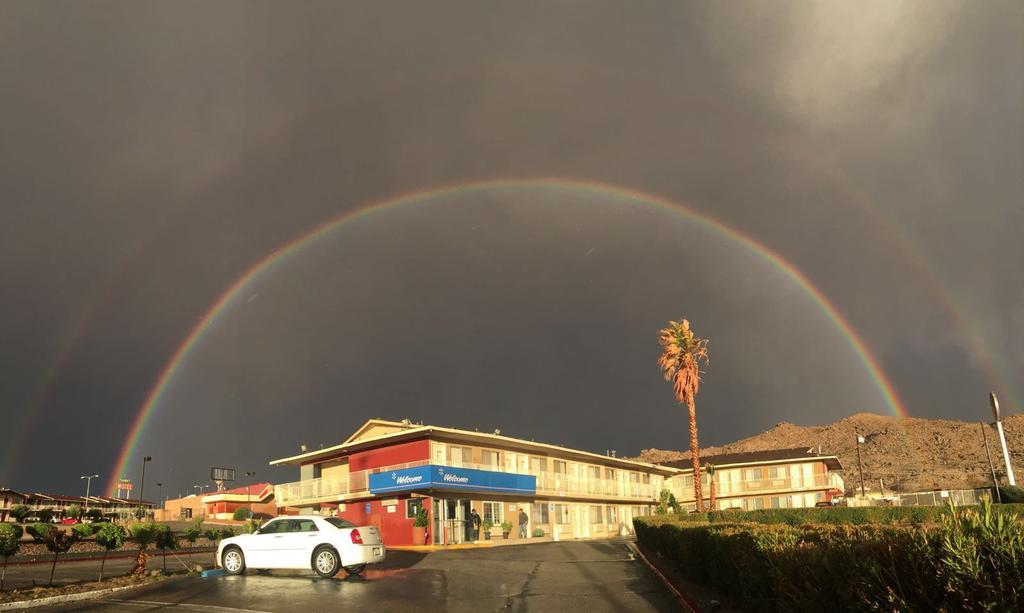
632 412 1024 493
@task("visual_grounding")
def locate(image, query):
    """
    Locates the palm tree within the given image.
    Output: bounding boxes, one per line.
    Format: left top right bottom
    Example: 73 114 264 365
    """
658 318 709 511
706 464 717 511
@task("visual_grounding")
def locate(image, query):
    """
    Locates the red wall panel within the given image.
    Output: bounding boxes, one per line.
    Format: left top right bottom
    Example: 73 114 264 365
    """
336 495 431 546
349 439 429 472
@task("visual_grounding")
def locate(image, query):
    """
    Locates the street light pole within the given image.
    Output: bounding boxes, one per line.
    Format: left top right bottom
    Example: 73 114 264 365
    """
990 392 1016 486
156 483 163 508
245 471 256 520
138 456 152 510
855 433 866 497
80 475 99 513
981 421 1003 503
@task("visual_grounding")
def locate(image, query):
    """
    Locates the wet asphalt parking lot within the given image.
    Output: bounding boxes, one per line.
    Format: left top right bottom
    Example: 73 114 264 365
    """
32 538 680 612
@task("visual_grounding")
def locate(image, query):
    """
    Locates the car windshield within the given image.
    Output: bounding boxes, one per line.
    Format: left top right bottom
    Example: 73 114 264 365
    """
322 517 356 529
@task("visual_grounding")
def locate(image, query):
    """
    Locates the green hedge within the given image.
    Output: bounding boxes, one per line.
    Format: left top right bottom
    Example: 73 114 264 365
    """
635 502 1024 611
671 503 1024 526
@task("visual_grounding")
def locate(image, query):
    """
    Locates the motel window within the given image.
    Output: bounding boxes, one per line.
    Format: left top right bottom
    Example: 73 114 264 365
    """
529 457 547 473
406 498 424 519
751 498 765 510
481 450 500 469
482 502 503 526
449 446 472 467
532 503 550 525
553 460 567 475
587 466 600 480
768 466 788 479
607 506 619 523
589 505 603 524
605 468 616 481
553 504 570 524
744 468 762 481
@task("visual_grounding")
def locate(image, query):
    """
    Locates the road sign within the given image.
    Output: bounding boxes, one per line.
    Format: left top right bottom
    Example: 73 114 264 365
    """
211 467 236 481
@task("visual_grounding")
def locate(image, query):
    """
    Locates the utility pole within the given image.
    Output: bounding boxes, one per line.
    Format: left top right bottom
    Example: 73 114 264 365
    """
138 456 152 509
856 434 866 497
245 471 256 519
80 475 99 513
990 392 1016 486
981 421 1003 503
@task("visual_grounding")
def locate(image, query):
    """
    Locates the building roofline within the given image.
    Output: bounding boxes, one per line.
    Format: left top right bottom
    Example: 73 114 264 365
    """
270 422 680 475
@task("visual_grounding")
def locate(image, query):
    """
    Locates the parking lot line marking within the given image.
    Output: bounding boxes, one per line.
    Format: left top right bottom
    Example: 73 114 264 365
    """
101 599 271 613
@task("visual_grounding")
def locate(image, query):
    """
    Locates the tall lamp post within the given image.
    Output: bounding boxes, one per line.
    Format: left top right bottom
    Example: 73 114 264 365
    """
855 434 866 497
990 392 1016 486
138 456 152 510
80 475 99 513
156 483 163 508
245 471 256 519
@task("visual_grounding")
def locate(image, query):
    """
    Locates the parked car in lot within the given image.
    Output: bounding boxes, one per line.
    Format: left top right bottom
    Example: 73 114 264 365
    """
60 517 80 525
218 516 385 578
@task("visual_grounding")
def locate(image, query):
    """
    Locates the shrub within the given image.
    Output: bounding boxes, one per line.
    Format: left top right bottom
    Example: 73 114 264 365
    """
635 501 1024 611
66 504 82 520
0 523 21 591
414 508 429 528
86 508 103 521
671 503 1024 527
533 528 545 538
232 507 251 521
220 528 236 540
9 505 30 524
133 507 147 520
72 523 93 540
500 521 513 534
27 523 54 542
36 509 54 524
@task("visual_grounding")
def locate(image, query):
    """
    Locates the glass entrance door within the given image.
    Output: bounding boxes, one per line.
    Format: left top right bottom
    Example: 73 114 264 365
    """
433 498 471 544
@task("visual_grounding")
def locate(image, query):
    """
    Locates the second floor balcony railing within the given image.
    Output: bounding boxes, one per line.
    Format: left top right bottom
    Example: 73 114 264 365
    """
274 459 660 505
668 473 844 502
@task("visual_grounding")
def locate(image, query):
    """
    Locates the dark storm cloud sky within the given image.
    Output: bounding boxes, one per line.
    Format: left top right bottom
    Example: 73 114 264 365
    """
2 1 1021 496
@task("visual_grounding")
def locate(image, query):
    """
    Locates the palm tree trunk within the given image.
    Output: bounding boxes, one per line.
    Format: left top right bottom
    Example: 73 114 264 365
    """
688 399 703 512
709 479 716 511
49 552 58 586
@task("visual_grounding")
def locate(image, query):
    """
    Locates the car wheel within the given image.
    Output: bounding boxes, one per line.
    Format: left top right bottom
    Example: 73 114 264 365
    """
222 546 246 575
312 545 340 578
343 564 367 576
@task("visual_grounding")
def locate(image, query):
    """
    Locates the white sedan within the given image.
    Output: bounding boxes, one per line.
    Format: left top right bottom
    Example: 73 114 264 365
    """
218 516 385 578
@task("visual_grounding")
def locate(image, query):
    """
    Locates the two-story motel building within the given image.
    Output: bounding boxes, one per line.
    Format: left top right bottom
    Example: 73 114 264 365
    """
269 420 846 546
270 419 677 545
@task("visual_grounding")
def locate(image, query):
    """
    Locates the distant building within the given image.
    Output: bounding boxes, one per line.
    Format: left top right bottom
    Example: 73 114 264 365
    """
155 483 276 522
0 488 154 521
660 447 845 511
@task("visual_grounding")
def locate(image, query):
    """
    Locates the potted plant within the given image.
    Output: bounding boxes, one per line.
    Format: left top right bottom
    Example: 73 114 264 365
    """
412 508 428 545
482 520 493 540
500 521 513 539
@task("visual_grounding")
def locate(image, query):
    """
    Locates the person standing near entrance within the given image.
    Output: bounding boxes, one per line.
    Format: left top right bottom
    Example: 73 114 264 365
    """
470 508 482 541
518 507 529 539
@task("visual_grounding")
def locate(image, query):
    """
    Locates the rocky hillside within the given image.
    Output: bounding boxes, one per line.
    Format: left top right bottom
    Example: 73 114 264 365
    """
633 412 1024 493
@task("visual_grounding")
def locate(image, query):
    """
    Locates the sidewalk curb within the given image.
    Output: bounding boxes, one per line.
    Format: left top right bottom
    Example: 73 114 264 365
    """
0 576 187 611
390 542 495 552
626 541 702 613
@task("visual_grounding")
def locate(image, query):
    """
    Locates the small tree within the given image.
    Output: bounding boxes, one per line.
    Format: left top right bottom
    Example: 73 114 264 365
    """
94 523 125 581
153 525 178 573
10 505 30 524
129 523 158 575
133 507 147 520
183 517 203 546
66 504 83 520
0 523 21 591
86 508 103 522
37 509 54 524
232 507 251 521
656 488 681 515
44 529 75 586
